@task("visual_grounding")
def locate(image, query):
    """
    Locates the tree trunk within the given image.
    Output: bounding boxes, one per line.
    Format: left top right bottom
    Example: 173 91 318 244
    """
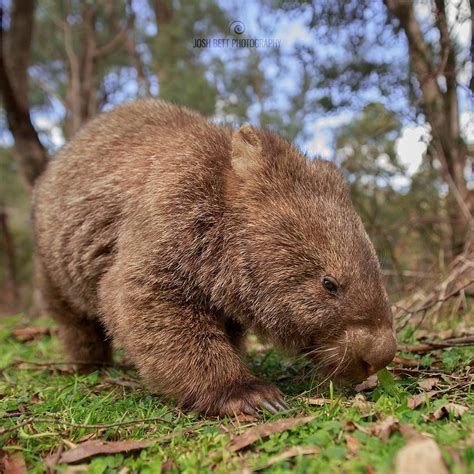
0 203 19 312
384 0 473 255
0 1 48 188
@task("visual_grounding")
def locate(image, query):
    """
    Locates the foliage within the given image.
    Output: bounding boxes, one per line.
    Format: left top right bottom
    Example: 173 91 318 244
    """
334 103 449 298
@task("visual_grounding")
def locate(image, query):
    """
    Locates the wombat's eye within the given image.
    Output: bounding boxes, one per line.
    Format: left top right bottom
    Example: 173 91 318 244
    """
322 276 338 293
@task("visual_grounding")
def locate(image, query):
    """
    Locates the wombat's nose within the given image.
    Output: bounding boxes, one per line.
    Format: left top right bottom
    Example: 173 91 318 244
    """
361 331 397 375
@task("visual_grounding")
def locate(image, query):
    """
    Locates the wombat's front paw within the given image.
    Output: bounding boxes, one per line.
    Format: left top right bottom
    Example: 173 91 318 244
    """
213 381 289 417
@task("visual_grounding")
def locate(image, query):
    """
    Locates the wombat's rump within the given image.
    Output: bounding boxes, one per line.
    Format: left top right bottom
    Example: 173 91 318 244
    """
33 100 396 415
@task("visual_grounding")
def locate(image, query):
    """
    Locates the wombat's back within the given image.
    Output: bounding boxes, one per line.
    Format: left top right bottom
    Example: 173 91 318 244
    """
33 100 224 315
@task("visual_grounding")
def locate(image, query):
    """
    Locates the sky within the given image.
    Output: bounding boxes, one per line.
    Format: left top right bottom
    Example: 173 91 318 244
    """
259 0 473 187
1 0 472 190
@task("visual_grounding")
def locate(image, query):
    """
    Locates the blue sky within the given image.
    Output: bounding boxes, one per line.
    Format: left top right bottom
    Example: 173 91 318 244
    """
1 0 472 189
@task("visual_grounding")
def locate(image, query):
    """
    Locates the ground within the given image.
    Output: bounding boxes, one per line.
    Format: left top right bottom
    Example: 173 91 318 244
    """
0 313 473 473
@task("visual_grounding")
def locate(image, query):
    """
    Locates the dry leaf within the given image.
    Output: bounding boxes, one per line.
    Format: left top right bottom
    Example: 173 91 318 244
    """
418 378 440 391
227 416 316 452
0 452 27 474
254 446 319 470
58 439 154 464
344 420 358 432
355 375 378 392
371 416 399 443
233 414 259 423
395 437 448 474
399 423 418 439
161 459 176 472
416 329 455 341
345 434 362 457
352 394 374 415
303 397 331 406
392 356 420 368
44 444 64 469
62 439 78 450
407 390 437 409
431 403 469 420
63 466 89 473
12 327 51 342
344 420 369 434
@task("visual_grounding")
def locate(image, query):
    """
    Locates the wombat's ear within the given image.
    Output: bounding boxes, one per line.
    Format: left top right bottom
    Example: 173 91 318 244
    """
231 124 262 177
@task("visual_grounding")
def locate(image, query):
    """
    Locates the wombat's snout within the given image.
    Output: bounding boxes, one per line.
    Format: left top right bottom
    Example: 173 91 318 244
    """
311 323 397 384
349 325 397 382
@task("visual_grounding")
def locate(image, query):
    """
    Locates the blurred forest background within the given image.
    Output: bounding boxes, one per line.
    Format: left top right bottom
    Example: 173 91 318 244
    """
0 0 473 316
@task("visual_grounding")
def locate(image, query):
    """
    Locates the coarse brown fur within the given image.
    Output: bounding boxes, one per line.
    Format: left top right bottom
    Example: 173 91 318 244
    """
33 100 397 416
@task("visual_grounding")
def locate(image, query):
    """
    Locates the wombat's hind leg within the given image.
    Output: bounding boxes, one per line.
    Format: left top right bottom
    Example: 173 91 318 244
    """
36 263 112 372
224 317 247 352
59 318 112 372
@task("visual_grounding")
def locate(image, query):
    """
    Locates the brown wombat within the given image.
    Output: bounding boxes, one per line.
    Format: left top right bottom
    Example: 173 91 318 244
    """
33 100 397 416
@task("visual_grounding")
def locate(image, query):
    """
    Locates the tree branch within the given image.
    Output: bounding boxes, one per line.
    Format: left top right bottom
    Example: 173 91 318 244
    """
94 25 128 59
0 3 48 187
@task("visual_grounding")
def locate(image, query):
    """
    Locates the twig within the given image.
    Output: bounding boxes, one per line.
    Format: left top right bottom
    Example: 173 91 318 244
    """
398 336 474 354
0 359 133 374
395 278 474 330
0 414 174 436
395 279 474 316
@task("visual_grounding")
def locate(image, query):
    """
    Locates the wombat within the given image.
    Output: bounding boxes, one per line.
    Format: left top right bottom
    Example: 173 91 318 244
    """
33 100 397 416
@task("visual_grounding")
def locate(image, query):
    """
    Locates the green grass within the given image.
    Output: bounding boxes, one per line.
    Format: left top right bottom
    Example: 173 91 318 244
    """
0 314 473 473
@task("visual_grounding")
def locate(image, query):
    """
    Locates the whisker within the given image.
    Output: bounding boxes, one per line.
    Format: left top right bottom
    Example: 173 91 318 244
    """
312 332 349 390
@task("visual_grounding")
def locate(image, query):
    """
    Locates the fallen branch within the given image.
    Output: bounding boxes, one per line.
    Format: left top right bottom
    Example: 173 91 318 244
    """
398 336 474 354
0 359 133 374
0 414 174 436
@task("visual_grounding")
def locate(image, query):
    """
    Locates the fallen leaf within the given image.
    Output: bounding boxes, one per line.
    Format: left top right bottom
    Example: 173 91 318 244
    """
226 416 316 452
416 329 455 341
395 437 448 474
254 446 319 470
63 466 89 473
0 452 27 474
371 416 399 443
392 356 420 368
418 378 440 391
58 439 154 464
355 375 378 392
12 327 52 342
234 414 259 423
352 394 374 416
303 397 331 406
161 459 176 472
60 439 78 450
344 420 369 434
431 403 469 420
344 420 357 432
398 423 419 439
44 444 64 469
407 390 437 409
345 434 362 457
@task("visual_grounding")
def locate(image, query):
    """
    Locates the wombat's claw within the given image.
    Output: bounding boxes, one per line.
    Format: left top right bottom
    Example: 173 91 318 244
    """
256 396 289 415
262 400 281 414
243 403 258 416
216 382 288 417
